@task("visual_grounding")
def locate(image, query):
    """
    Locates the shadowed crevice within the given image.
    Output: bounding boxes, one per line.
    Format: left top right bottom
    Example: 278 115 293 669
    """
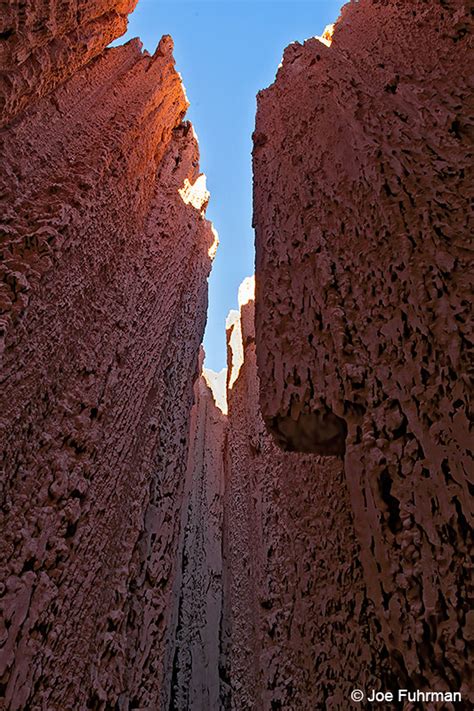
267 407 347 456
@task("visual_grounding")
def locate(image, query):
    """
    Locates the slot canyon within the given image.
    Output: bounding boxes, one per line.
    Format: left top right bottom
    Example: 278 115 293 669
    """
0 1 472 710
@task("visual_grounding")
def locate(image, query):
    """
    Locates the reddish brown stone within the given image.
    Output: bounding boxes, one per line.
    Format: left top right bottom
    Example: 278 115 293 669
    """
254 0 472 698
168 366 227 710
1 0 472 708
0 14 215 709
0 1 138 127
218 290 397 709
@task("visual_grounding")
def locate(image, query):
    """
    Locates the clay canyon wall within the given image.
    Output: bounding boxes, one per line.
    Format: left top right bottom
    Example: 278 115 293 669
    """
1 0 472 709
1 3 216 708
221 291 394 709
253 0 472 701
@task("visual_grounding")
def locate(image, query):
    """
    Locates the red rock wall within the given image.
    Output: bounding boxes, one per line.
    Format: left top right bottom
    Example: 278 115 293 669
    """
0 10 215 709
222 295 394 710
2 0 472 708
168 370 226 710
253 0 472 698
0 0 138 127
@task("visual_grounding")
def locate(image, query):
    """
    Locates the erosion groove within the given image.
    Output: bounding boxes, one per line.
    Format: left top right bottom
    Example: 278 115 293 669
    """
0 7 215 708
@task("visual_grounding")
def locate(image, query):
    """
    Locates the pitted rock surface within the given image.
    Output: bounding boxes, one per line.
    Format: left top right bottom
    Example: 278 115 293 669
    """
0 13 215 709
253 0 472 696
222 296 394 710
168 370 226 711
0 1 139 127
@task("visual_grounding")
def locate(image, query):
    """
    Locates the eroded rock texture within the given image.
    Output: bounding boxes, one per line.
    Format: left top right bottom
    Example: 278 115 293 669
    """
222 294 394 710
0 0 138 127
0 10 215 709
168 368 226 710
254 0 472 700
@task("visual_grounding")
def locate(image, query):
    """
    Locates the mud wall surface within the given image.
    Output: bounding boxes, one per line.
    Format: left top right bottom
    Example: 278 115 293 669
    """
1 0 473 708
0 7 215 708
0 0 138 126
253 0 472 698
222 296 395 711
168 371 226 711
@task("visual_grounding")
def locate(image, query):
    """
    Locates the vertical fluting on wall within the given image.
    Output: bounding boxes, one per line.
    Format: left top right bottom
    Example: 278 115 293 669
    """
253 0 472 697
0 6 216 707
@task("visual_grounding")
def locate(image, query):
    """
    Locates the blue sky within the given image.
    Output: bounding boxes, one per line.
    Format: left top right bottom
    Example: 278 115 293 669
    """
117 0 343 370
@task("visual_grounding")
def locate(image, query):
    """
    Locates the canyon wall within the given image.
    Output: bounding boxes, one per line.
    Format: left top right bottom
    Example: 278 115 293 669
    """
221 290 394 710
0 0 139 127
0 5 216 708
253 0 472 700
168 367 227 711
1 0 472 708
